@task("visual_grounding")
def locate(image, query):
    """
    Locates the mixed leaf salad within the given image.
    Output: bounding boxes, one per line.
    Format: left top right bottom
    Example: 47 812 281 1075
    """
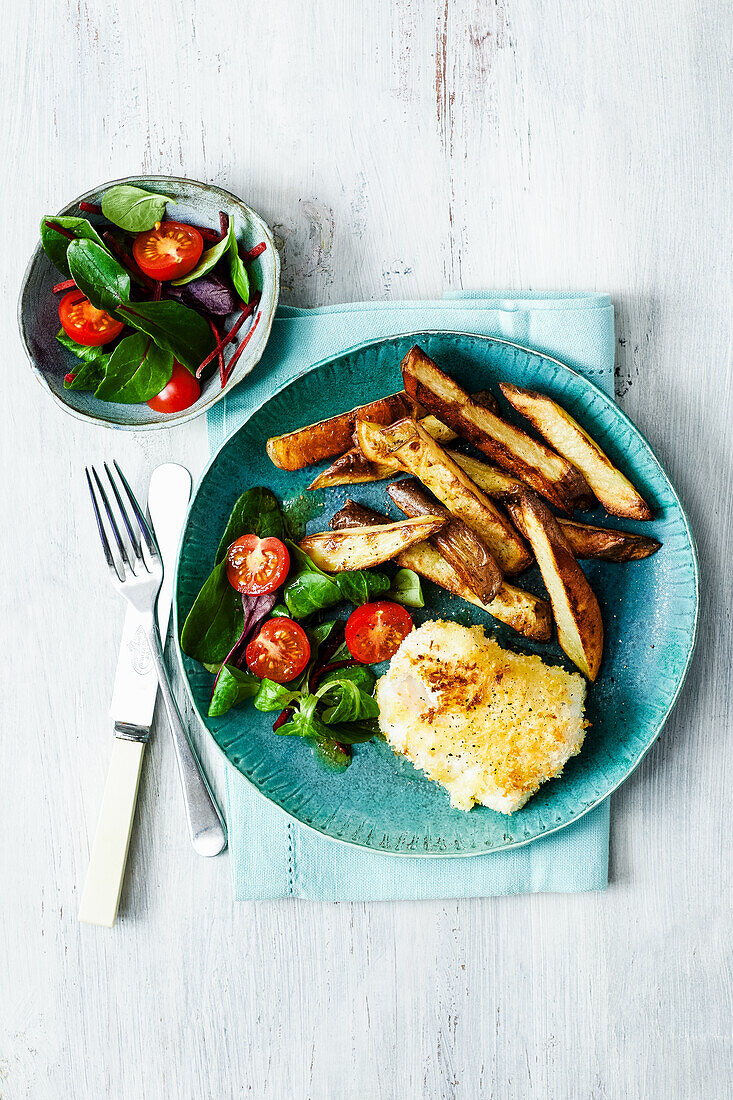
180 487 424 770
40 184 268 413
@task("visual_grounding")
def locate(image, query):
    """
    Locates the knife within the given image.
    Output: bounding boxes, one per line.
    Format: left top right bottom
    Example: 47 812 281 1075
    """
79 463 194 927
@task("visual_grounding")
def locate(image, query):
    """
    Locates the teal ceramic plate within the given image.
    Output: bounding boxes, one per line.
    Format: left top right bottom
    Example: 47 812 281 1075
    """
174 332 699 855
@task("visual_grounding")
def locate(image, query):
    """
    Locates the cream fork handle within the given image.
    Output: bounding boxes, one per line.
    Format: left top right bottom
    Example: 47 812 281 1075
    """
78 738 145 927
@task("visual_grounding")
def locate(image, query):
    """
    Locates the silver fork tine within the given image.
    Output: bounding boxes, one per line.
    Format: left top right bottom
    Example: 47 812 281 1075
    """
113 460 159 558
104 462 143 562
92 467 132 574
85 468 124 582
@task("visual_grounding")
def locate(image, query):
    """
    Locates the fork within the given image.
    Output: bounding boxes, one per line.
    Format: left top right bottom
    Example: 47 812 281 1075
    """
85 461 227 857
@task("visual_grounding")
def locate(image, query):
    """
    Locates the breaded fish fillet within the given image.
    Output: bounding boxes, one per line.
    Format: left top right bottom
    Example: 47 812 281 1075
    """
376 620 587 812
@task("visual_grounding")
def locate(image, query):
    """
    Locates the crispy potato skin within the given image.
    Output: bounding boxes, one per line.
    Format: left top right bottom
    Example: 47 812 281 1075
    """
500 383 653 520
329 502 551 641
307 449 394 490
370 417 533 575
503 498 661 562
400 346 592 512
519 491 603 680
266 392 412 471
387 477 503 602
299 515 445 572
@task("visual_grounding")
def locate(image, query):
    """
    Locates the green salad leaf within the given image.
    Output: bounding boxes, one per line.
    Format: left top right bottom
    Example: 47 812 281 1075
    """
116 299 214 374
93 332 174 403
226 224 250 304
180 561 245 665
101 184 175 232
56 328 109 364
335 569 391 606
63 358 108 391
171 231 230 287
208 665 260 718
40 216 108 277
388 568 424 608
67 239 131 312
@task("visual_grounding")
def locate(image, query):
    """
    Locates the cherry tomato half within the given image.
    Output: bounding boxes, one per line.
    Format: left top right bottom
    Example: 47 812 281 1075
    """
226 535 290 595
246 618 311 684
345 601 413 664
146 359 201 414
132 221 204 281
58 290 124 347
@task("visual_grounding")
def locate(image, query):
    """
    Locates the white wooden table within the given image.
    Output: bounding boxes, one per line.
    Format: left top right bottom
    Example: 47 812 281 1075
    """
2 2 730 1096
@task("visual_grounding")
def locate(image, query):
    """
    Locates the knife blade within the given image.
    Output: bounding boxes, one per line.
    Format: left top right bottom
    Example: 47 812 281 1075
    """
109 463 192 734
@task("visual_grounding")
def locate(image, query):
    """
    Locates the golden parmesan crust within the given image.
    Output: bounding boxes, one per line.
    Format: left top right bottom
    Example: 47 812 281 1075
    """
376 620 587 812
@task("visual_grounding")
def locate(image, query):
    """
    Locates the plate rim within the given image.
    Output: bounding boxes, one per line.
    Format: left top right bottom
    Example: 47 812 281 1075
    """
173 329 700 856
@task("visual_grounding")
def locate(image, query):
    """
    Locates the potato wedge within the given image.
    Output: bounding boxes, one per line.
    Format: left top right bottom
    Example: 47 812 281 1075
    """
447 450 524 496
299 515 445 572
372 417 533 575
266 391 412 471
329 502 551 641
519 491 603 679
502 498 661 562
500 383 652 520
387 477 503 602
398 542 552 642
401 346 592 512
308 409 459 490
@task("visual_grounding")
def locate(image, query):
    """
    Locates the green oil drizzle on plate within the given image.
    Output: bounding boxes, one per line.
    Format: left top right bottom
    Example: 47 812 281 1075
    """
283 489 325 539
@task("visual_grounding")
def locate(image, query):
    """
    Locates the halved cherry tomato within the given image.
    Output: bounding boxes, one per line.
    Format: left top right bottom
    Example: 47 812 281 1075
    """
58 290 124 347
246 618 311 683
132 221 204 281
146 359 201 413
345 601 413 664
226 535 290 595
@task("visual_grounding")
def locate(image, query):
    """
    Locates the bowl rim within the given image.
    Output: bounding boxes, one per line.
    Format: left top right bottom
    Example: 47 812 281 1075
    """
172 328 701 857
18 174 280 431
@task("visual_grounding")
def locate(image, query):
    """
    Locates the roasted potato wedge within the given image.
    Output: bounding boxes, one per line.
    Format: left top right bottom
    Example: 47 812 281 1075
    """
500 383 652 520
299 514 445 572
401 346 593 512
308 409 459 490
503 498 661 562
329 502 551 641
387 477 503 602
266 391 412 471
447 450 524 496
519 491 603 679
371 417 533 575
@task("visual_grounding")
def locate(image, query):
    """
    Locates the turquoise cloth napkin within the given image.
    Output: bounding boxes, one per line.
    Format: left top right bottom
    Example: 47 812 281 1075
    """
207 292 614 899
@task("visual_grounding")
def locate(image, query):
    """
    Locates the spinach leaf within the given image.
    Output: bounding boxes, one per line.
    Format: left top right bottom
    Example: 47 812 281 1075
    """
100 184 175 232
227 227 250 304
116 299 214 373
316 677 379 725
171 232 230 286
254 679 303 713
313 739 351 771
94 332 174 403
334 569 390 606
318 663 376 694
180 561 245 665
284 572 342 619
40 216 107 277
208 665 260 718
67 239 131 312
63 358 108 391
388 568 425 608
215 488 289 564
321 719 380 745
56 328 110 363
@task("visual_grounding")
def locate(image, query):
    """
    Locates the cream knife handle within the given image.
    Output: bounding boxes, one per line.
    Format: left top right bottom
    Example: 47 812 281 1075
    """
146 620 227 857
78 738 145 927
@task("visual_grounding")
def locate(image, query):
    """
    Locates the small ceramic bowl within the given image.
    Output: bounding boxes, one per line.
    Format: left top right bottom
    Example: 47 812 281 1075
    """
18 175 280 430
